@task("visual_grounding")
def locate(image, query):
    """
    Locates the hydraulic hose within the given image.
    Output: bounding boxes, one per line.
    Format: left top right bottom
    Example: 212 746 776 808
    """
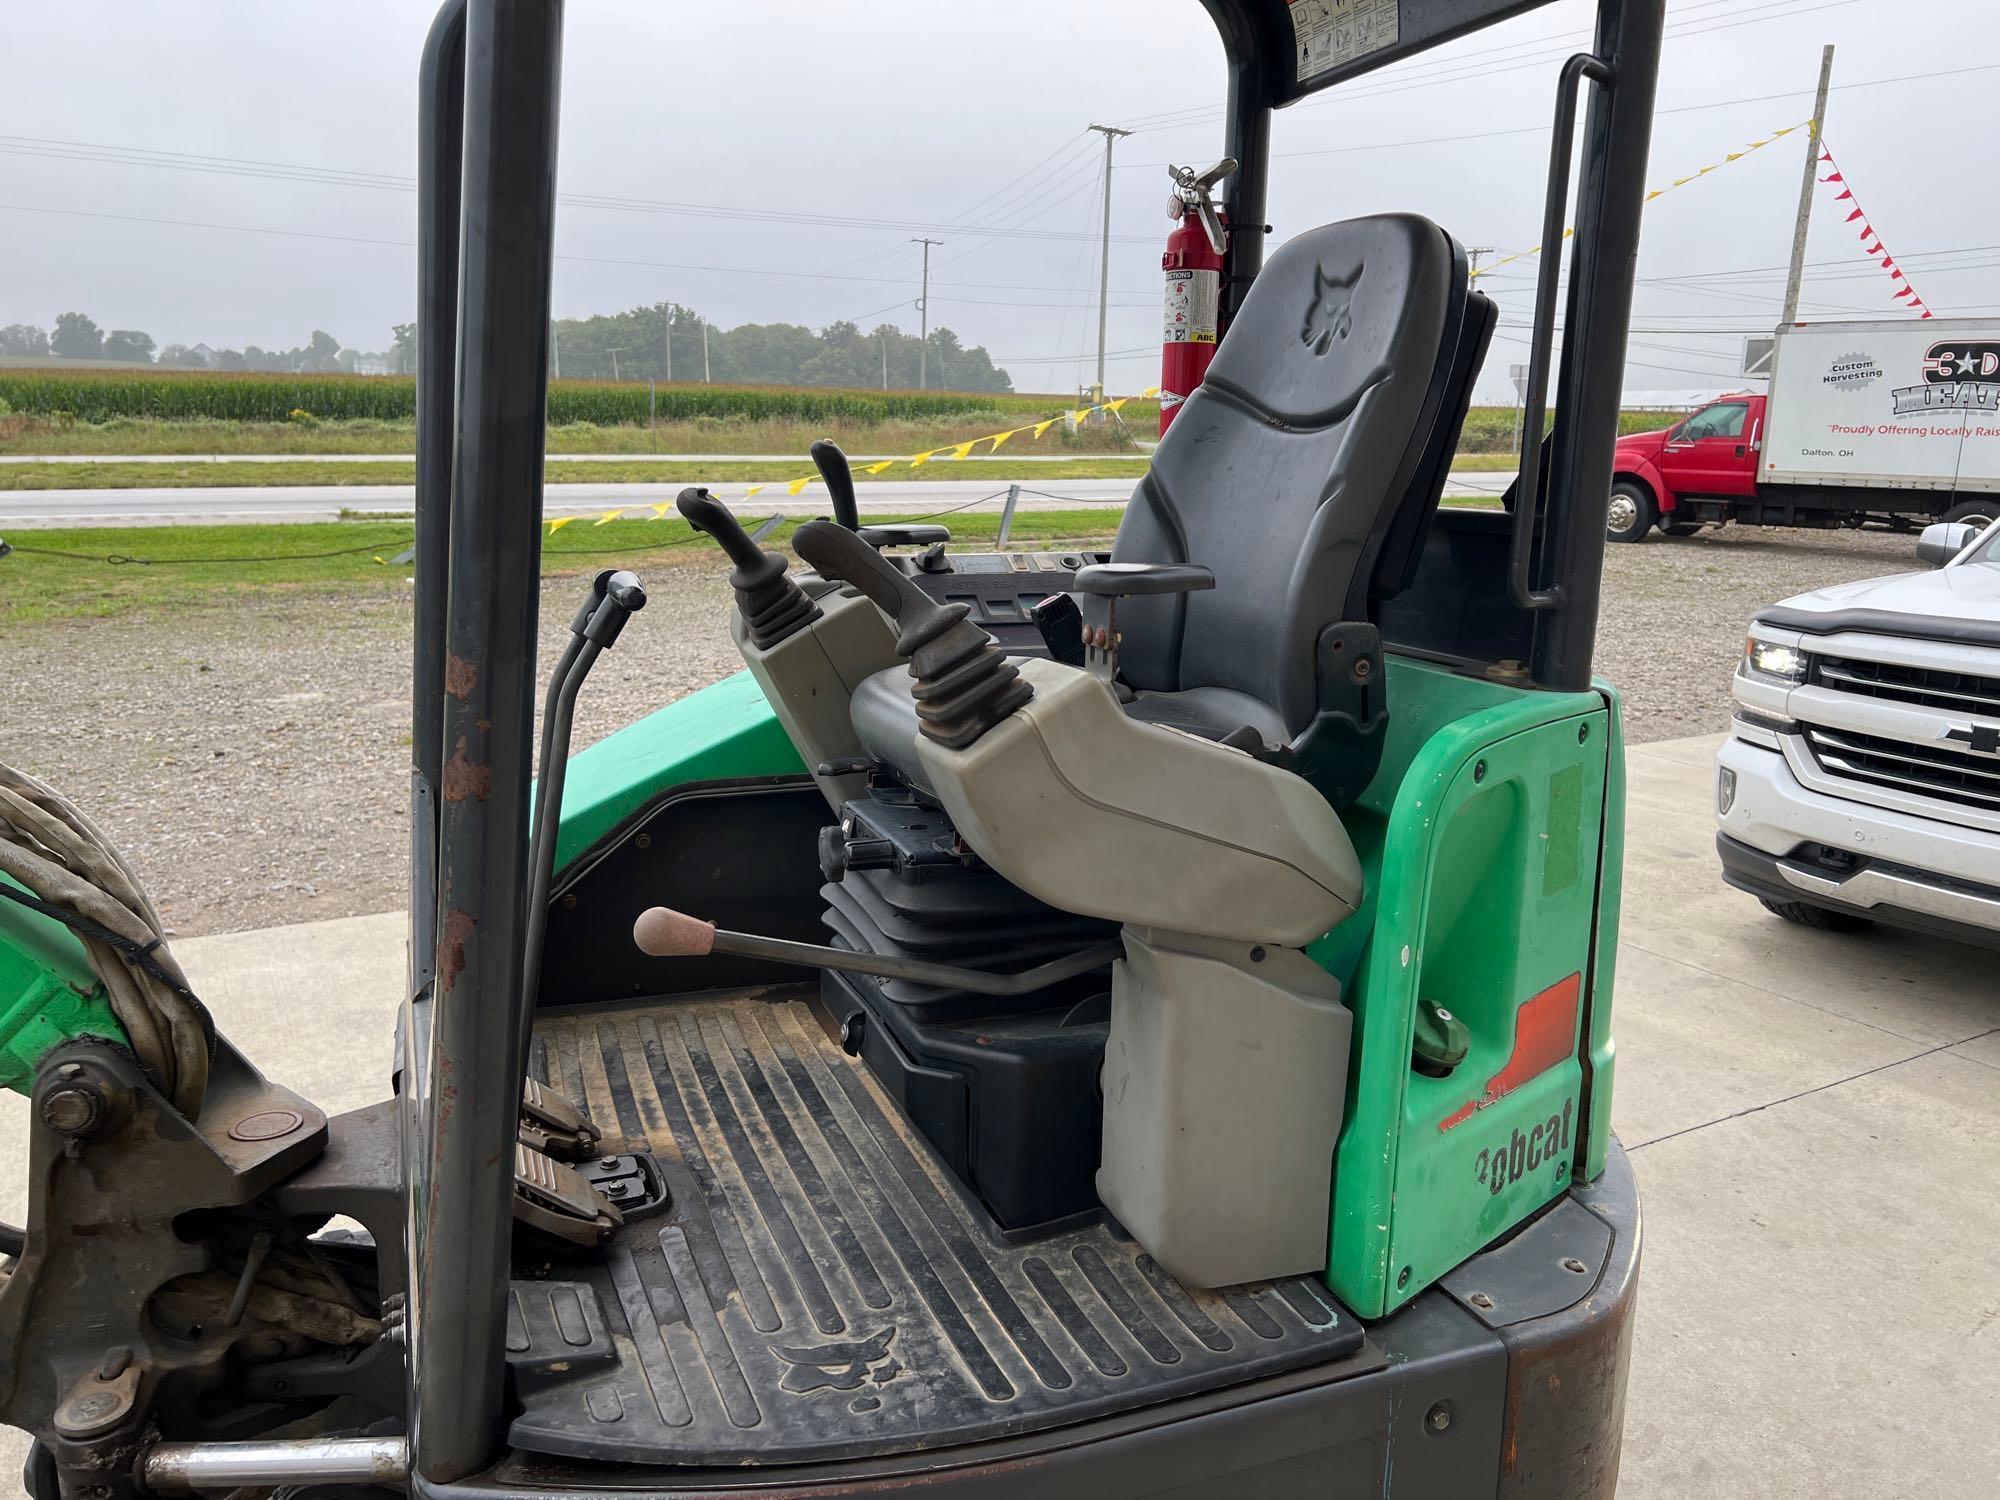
0 763 211 1117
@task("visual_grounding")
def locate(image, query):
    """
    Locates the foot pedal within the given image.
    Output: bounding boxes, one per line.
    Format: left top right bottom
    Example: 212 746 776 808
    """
520 1076 602 1161
513 1143 622 1250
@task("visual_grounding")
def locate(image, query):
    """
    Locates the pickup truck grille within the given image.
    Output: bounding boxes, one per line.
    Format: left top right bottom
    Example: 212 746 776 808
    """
1802 724 2000 811
1810 654 2000 715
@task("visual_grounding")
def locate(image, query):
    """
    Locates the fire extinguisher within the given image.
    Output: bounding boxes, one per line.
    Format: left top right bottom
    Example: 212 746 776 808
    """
1160 158 1235 435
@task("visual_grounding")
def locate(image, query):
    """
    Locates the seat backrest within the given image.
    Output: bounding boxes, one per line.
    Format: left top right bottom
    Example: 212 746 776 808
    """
1113 213 1484 737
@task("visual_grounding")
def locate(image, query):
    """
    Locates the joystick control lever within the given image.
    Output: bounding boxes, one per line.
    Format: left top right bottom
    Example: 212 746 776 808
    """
676 486 819 649
810 439 862 532
791 519 1030 748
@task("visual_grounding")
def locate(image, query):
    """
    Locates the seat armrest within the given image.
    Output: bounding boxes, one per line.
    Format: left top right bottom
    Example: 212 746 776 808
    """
1072 562 1216 597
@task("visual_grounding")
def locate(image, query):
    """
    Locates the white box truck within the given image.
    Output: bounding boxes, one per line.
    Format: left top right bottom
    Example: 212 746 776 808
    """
1605 318 2000 541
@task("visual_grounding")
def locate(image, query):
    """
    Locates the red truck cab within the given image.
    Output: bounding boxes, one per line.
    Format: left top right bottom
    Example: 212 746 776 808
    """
1608 392 1763 541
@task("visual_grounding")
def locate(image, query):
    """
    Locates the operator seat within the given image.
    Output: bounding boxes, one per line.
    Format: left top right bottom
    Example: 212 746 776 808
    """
852 210 1494 801
790 214 1494 1289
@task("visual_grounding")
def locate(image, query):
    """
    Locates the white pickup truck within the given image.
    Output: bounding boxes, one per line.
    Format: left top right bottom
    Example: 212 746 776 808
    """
1716 519 2000 950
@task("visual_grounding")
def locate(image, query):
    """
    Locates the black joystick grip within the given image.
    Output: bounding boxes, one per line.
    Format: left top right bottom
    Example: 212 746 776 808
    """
810 439 862 532
676 487 819 649
791 519 1031 750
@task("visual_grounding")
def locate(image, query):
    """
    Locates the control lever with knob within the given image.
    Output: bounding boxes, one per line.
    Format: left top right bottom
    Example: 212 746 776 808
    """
809 439 862 532
676 487 820 649
634 904 1119 997
522 567 649 1041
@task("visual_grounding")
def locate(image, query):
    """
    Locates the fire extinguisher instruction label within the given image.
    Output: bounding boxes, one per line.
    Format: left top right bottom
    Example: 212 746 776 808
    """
1164 268 1219 345
1289 0 1399 82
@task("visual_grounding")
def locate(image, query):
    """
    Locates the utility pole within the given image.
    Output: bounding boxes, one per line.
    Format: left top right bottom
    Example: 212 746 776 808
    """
911 237 942 389
702 322 711 383
551 321 561 379
1087 123 1131 404
881 332 889 390
1782 44 1836 327
1466 246 1494 283
607 346 625 381
665 317 672 383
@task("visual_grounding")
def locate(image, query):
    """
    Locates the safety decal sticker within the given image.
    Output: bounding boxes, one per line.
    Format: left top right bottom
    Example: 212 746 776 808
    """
1163 268 1219 345
1289 0 1399 84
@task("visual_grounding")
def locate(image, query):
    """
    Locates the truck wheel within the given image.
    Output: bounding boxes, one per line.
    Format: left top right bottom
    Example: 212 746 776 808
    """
1943 500 1996 531
1758 897 1873 934
1606 481 1656 543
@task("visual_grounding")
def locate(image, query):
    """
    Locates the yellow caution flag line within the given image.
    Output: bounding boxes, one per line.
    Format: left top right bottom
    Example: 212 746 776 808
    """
544 387 1162 530
1471 121 1809 281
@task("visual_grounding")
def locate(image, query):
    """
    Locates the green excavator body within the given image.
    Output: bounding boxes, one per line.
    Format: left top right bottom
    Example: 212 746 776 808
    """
0 878 126 1097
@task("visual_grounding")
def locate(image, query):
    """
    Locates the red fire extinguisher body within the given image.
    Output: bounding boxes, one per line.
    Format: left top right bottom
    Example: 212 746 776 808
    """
1160 207 1226 435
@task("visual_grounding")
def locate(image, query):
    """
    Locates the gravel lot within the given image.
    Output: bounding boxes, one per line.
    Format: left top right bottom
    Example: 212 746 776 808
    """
0 524 1925 936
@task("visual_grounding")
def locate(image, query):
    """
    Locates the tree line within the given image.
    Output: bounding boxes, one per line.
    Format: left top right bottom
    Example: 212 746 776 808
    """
0 303 1013 393
0 314 389 374
544 303 1013 393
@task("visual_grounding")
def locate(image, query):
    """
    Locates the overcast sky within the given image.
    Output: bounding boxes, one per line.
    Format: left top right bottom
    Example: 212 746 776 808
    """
4 0 1995 402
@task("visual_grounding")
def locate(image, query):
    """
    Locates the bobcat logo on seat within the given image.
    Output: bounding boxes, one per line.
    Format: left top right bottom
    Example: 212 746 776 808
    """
1302 263 1360 355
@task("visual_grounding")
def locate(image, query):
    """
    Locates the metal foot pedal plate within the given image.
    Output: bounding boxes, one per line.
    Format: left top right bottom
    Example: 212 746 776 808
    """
513 994 1365 1466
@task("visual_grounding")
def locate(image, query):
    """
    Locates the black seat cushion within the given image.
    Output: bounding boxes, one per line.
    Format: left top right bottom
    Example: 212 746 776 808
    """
1112 213 1462 740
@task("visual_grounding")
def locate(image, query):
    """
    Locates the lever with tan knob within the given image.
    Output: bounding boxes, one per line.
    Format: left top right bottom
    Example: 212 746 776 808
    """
633 905 1118 996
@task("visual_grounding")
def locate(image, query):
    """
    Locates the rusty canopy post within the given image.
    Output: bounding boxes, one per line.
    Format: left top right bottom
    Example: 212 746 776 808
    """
413 0 565 1482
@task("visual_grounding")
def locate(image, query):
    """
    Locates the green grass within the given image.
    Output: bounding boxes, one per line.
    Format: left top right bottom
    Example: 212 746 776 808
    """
0 456 1155 492
0 511 1133 625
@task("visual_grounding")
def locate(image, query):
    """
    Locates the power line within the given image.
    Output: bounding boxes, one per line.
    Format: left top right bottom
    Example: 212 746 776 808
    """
1123 63 2000 171
0 202 1154 299
0 135 1151 245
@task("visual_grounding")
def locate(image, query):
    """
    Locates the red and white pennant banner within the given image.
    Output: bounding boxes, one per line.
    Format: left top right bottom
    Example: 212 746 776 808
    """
1817 141 1931 319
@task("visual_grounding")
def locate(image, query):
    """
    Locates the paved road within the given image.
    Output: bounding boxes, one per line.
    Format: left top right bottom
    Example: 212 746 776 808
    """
0 472 1513 528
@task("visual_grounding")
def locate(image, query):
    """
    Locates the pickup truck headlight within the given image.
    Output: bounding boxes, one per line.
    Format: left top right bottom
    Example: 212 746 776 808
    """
1741 635 1805 685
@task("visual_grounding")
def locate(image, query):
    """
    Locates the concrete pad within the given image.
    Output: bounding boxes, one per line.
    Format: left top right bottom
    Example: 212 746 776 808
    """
1629 732 1729 772
170 910 406 1117
1618 1048 2000 1499
1608 943 1925 1148
1948 1030 2000 1071
1618 741 1998 1047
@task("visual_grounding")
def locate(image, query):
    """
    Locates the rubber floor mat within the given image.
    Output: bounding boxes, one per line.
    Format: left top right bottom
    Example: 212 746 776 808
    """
513 992 1363 1466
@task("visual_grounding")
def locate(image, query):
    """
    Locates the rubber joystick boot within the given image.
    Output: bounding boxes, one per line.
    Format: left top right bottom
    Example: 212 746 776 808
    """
676 487 820 648
791 519 1030 750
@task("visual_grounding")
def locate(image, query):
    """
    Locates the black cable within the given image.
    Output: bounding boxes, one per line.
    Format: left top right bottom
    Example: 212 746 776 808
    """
5 536 411 565
0 880 202 1006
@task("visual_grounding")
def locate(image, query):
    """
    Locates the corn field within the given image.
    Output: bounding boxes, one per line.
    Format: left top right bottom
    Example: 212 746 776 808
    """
0 368 1129 427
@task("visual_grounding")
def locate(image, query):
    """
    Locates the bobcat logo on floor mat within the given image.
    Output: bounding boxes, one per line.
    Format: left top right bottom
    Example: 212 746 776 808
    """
1302 263 1360 355
772 1327 902 1394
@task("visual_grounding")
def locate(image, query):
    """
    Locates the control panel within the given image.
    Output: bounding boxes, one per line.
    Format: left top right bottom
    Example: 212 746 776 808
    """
881 548 1111 655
